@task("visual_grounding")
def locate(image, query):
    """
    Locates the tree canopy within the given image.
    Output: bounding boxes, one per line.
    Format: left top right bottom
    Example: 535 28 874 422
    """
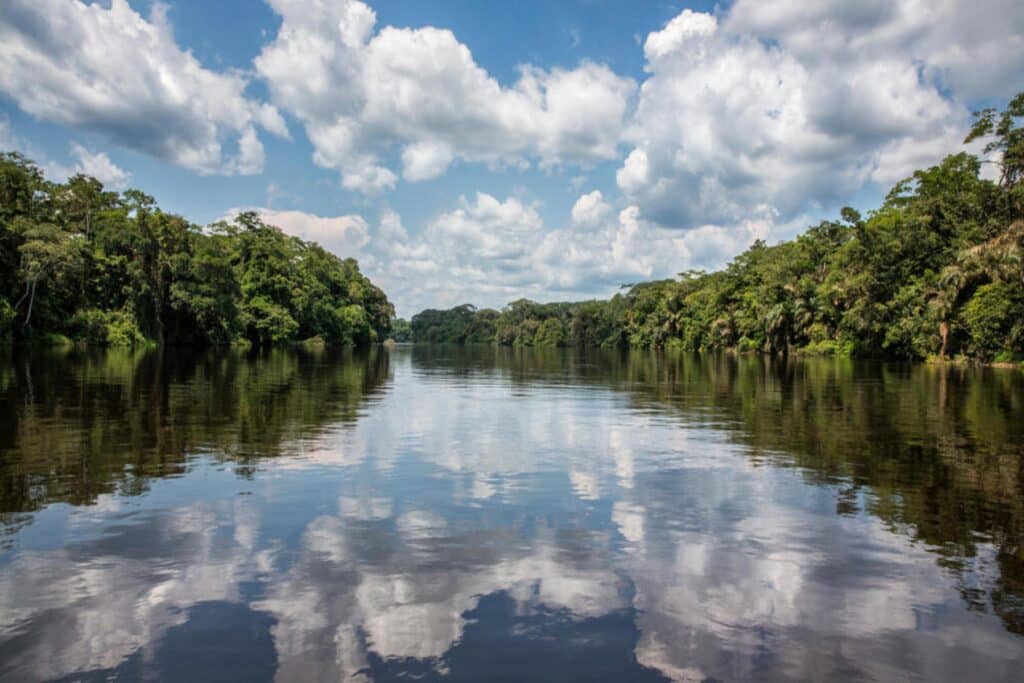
0 154 393 348
409 94 1024 363
6 92 1023 362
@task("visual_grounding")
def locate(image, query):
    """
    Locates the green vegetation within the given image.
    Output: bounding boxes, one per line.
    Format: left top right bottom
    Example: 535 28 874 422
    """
6 95 1022 360
0 346 390 519
0 155 393 348
411 95 1024 363
389 317 413 342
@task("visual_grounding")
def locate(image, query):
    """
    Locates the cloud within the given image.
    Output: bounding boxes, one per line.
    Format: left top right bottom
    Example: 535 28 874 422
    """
4 0 1016 314
533 205 769 293
255 0 635 193
378 207 409 243
267 195 773 316
0 0 287 175
351 1 1018 311
570 190 612 226
401 141 455 182
726 0 1024 101
618 8 972 232
341 157 398 195
238 188 798 317
0 117 16 151
426 192 544 262
411 194 672 304
226 207 372 257
46 143 131 190
615 149 649 196
1 117 131 190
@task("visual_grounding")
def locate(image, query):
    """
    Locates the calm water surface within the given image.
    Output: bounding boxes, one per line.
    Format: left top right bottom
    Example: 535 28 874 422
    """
0 346 1022 681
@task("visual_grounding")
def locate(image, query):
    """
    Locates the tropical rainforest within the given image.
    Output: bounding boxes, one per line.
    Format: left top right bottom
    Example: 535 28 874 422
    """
0 154 393 348
2 95 1022 362
409 95 1024 363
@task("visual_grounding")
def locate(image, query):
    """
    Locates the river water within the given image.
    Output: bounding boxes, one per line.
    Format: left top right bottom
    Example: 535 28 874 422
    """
0 346 1022 681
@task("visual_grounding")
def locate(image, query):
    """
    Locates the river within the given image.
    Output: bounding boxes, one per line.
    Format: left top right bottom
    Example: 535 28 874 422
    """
0 346 1022 681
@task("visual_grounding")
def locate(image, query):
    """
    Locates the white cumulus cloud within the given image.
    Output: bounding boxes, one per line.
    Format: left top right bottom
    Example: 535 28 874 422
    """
571 190 612 227
222 207 372 260
726 0 1024 101
615 0 1024 243
255 0 635 194
46 143 131 190
0 0 288 175
401 141 455 182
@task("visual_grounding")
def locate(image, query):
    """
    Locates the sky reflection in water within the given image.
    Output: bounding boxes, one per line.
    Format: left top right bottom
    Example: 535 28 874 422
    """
0 346 1022 681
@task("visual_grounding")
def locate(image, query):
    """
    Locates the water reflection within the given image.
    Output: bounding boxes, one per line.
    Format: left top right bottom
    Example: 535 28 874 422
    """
0 347 390 519
0 346 1022 681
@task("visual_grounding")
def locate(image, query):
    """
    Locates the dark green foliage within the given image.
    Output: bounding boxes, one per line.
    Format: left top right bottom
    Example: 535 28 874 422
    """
962 282 1024 360
411 304 478 344
409 94 1024 362
534 317 567 347
0 154 393 348
966 91 1024 194
412 298 626 348
389 318 413 342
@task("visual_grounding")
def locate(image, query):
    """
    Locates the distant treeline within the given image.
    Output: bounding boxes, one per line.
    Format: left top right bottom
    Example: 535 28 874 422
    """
0 154 393 348
405 94 1024 362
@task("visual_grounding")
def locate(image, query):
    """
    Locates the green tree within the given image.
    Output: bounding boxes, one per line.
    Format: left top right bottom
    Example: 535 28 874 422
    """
966 92 1024 191
535 317 567 347
13 218 79 327
0 154 392 349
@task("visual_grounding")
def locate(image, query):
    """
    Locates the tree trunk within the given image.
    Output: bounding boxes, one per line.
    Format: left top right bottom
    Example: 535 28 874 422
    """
14 280 30 311
155 294 165 345
24 280 37 326
939 320 950 359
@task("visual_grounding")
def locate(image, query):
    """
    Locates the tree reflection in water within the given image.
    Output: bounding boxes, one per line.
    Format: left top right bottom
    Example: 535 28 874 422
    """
0 346 1021 681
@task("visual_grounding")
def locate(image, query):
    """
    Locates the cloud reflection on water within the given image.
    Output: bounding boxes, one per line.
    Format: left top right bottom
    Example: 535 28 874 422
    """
0 347 1022 681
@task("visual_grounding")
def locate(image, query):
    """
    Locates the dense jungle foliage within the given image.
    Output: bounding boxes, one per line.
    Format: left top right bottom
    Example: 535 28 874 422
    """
411 95 1024 362
0 155 393 348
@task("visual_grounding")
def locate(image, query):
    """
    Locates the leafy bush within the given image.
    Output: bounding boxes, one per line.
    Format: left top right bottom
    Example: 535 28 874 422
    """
241 296 299 344
962 282 1022 359
334 304 372 346
68 308 147 347
801 339 856 357
534 318 567 347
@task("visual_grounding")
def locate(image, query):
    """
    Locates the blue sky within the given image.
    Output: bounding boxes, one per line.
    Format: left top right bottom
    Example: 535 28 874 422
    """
1 0 1022 316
